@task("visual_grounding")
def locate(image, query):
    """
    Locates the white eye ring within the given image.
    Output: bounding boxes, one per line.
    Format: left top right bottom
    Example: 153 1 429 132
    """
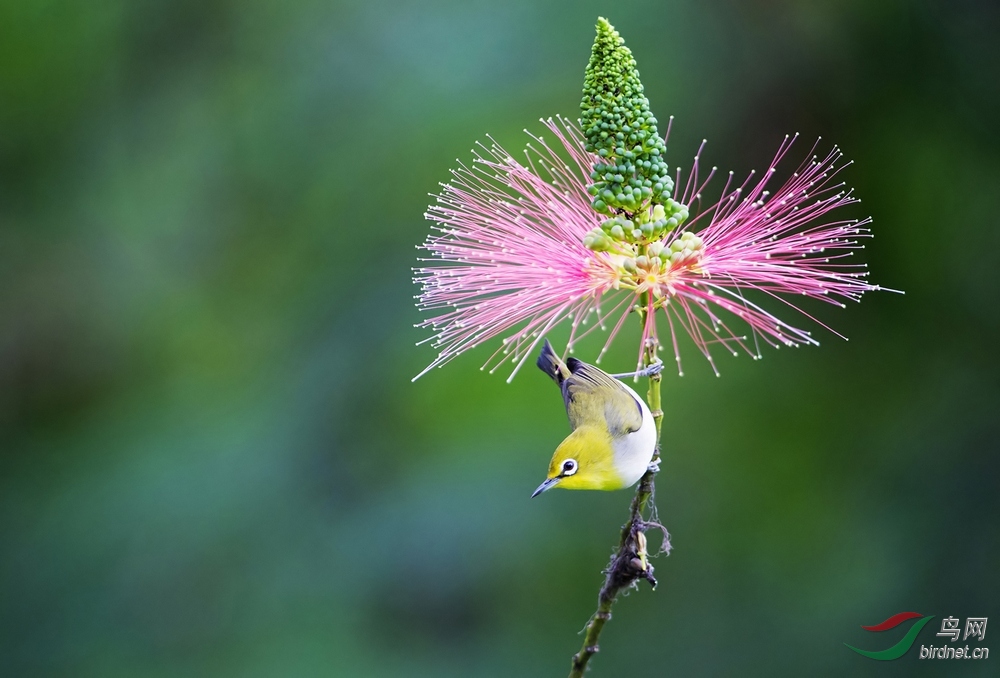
561 459 578 476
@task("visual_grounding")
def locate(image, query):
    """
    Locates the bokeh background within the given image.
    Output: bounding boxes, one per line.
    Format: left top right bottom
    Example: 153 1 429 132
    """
2 0 997 675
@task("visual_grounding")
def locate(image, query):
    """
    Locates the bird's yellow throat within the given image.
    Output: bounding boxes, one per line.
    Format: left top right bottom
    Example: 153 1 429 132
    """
547 426 628 491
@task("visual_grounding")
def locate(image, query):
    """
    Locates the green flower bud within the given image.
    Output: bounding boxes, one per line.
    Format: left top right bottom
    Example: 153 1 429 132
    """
587 236 611 252
582 18 671 213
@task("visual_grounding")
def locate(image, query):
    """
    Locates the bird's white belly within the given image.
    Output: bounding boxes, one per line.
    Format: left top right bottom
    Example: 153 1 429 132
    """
612 381 657 487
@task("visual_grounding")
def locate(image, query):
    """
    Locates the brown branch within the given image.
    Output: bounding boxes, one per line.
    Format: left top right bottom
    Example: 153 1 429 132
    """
567 335 669 677
567 466 662 677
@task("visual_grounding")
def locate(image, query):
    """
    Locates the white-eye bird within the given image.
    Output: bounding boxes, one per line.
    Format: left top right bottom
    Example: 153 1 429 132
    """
531 340 660 497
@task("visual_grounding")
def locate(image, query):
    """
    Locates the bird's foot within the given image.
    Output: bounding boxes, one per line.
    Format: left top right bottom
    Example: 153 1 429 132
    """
640 359 664 378
611 359 663 380
646 458 661 473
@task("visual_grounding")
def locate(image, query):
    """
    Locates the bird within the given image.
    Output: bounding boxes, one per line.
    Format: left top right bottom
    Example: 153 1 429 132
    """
531 340 661 497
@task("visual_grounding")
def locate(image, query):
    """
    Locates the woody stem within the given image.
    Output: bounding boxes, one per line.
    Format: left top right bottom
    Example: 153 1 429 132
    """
568 296 663 678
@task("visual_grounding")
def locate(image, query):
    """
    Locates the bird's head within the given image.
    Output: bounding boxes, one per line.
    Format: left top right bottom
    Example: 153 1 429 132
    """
531 426 623 496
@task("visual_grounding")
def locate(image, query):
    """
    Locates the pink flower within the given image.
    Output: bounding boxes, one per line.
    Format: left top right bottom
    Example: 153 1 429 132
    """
413 116 896 381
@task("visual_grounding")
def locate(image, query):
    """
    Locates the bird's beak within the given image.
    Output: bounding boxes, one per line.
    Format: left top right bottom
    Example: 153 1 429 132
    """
531 476 560 498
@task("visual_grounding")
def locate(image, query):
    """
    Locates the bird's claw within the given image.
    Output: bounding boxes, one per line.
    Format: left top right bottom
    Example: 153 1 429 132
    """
610 358 664 380
644 359 663 377
647 459 661 473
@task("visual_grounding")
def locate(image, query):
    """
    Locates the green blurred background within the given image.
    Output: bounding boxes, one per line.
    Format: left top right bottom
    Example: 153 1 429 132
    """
1 0 997 675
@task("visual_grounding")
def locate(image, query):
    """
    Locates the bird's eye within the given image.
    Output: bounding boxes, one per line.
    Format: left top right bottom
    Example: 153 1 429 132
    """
562 459 578 475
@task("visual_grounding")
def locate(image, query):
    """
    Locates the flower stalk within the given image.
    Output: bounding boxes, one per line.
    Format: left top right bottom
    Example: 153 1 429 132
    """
569 22 677 676
568 331 667 678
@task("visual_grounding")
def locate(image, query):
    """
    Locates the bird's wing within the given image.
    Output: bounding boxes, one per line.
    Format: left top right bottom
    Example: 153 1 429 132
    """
562 358 643 437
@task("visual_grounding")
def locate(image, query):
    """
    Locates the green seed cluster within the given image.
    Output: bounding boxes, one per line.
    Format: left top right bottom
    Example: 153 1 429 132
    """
660 230 704 266
581 18 673 216
583 201 689 253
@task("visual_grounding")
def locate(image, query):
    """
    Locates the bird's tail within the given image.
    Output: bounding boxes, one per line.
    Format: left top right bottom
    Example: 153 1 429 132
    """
536 339 570 383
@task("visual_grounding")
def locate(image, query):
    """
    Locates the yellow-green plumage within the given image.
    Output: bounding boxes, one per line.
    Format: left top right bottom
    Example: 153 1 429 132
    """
532 341 657 496
548 427 624 490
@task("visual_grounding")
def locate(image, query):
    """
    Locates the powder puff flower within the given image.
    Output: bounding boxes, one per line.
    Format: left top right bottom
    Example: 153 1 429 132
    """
413 117 895 381
413 19 896 382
